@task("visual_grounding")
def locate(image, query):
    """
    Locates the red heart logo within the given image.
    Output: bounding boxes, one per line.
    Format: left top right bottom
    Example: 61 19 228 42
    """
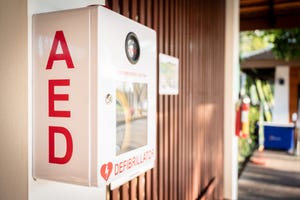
100 162 113 181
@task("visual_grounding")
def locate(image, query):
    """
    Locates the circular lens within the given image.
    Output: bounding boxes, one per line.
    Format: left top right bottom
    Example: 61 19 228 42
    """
125 32 140 64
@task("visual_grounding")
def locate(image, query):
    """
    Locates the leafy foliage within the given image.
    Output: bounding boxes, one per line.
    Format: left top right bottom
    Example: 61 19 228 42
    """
271 29 300 61
240 28 300 61
240 30 273 57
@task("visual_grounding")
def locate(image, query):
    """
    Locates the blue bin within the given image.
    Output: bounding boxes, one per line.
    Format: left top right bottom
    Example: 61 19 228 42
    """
263 122 294 151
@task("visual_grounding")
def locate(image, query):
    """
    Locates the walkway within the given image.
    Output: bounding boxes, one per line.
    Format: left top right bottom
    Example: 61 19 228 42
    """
238 150 300 200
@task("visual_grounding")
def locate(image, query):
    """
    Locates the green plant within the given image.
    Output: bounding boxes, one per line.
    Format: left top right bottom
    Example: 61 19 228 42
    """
240 28 300 61
271 29 300 61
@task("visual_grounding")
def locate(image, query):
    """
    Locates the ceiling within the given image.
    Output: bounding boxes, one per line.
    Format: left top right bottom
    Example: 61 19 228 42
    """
240 0 300 31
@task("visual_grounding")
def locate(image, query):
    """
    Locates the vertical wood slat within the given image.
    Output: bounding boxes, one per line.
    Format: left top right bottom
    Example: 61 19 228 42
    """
158 0 164 200
289 67 300 122
169 1 175 200
182 0 187 199
187 1 191 198
106 0 226 199
137 1 146 199
111 188 119 200
121 0 129 18
137 174 144 199
195 0 203 197
139 0 145 23
174 1 180 199
121 183 129 200
129 178 137 200
203 0 208 192
131 0 137 20
111 0 119 13
152 0 159 199
177 1 183 199
163 1 170 200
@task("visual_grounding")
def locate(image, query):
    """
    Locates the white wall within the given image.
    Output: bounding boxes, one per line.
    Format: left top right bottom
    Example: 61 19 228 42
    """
0 0 28 200
273 66 290 123
223 0 239 199
28 1 106 200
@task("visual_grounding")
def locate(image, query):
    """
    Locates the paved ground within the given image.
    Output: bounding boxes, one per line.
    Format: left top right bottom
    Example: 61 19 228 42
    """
238 150 300 200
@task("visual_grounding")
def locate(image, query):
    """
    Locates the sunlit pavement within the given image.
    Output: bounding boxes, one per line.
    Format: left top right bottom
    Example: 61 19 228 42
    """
238 150 300 200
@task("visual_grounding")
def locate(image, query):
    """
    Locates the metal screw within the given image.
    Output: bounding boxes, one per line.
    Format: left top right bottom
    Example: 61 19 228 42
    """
105 94 112 105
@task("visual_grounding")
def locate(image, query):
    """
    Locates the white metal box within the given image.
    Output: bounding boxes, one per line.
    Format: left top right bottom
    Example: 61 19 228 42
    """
33 6 156 188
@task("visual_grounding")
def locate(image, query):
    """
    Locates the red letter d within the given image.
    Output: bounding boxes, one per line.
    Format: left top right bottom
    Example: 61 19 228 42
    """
49 126 73 164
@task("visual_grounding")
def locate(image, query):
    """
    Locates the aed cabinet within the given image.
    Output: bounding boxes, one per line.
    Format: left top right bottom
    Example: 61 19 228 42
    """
33 6 156 189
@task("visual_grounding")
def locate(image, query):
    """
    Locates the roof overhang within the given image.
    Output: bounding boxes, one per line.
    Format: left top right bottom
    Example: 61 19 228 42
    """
241 49 300 69
240 0 300 31
241 59 300 69
240 49 300 82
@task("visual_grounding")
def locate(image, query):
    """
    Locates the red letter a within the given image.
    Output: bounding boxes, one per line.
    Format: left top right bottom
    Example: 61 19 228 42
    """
46 30 75 70
49 126 73 164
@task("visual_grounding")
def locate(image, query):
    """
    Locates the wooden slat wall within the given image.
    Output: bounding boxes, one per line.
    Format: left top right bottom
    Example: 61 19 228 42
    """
106 0 225 199
289 67 300 122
